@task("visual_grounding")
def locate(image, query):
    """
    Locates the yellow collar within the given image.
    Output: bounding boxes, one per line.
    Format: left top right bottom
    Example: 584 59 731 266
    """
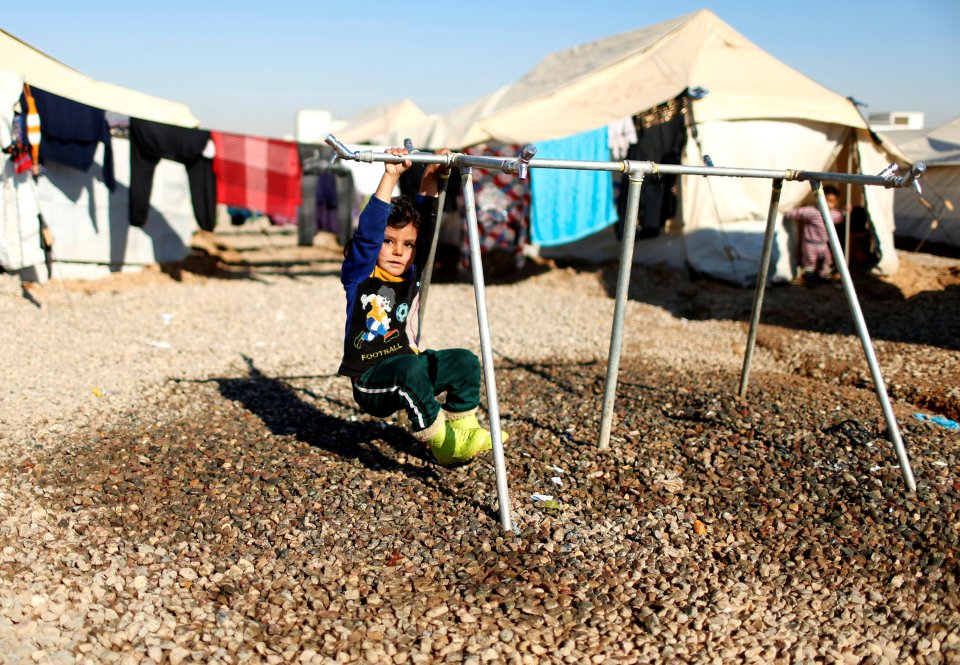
372 265 403 282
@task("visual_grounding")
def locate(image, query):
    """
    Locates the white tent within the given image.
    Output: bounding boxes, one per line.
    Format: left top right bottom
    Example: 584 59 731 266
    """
335 99 427 145
412 10 906 285
375 87 513 150
0 28 199 127
884 117 960 250
0 29 202 281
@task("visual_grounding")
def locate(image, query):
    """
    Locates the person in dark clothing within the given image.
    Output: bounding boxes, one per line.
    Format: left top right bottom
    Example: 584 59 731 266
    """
339 148 504 465
128 118 216 231
841 205 881 271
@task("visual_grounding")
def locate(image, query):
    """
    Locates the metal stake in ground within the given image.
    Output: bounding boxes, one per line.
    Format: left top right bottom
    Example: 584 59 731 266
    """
461 165 513 532
811 180 917 491
598 170 644 451
739 179 783 398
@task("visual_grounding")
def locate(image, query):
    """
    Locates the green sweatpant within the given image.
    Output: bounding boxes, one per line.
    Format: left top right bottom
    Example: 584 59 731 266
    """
352 348 481 432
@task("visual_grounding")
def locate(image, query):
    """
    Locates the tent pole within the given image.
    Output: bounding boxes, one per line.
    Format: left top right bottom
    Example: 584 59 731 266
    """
811 181 917 492
598 168 644 451
739 178 783 398
461 166 514 531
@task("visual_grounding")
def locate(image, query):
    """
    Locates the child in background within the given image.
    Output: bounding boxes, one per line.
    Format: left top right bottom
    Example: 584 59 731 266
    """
784 184 844 283
338 148 502 465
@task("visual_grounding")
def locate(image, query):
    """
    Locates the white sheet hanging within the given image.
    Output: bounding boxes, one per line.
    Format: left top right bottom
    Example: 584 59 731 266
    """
0 69 45 275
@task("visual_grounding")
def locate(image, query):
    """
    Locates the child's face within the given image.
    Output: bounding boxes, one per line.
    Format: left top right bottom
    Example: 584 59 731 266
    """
825 193 839 210
378 224 418 277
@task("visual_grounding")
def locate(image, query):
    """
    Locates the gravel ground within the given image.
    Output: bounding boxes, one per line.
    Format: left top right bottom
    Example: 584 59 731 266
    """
0 228 958 664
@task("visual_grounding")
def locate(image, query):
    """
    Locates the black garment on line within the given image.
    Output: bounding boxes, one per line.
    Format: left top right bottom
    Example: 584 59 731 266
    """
298 142 357 247
333 169 356 246
315 172 339 234
128 118 216 231
615 109 686 240
23 86 116 190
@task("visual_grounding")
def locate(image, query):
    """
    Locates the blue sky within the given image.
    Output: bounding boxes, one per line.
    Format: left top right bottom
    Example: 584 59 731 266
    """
5 0 959 139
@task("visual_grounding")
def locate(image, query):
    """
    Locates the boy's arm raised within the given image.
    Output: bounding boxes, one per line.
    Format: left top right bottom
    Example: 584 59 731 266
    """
373 147 412 204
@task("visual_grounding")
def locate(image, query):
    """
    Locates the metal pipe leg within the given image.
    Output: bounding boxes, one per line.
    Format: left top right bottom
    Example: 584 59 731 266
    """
461 167 514 531
844 141 854 267
417 173 449 340
598 170 644 451
812 181 917 491
739 179 783 398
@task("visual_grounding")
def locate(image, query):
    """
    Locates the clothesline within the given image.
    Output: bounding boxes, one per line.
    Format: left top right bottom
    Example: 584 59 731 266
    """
9 80 687 253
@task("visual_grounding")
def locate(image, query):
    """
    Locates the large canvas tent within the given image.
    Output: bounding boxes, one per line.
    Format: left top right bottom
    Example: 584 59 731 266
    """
335 99 427 145
0 28 199 127
884 117 960 250
1 29 200 281
387 10 906 285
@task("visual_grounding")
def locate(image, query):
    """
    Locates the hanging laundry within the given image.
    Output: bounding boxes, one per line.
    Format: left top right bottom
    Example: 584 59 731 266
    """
129 117 217 231
459 144 530 278
2 114 33 174
315 171 339 234
339 144 399 198
0 72 45 274
529 127 617 246
607 117 637 161
23 84 40 174
23 85 115 189
333 169 356 246
615 95 686 240
211 131 302 221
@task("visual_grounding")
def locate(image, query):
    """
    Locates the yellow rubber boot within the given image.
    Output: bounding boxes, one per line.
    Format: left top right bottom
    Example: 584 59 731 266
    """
429 421 508 466
449 415 509 441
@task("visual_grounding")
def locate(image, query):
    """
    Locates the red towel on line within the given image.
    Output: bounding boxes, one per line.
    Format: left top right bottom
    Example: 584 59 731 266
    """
211 131 302 220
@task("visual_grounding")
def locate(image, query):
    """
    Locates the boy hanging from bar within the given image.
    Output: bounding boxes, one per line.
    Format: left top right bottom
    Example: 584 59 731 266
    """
338 147 505 465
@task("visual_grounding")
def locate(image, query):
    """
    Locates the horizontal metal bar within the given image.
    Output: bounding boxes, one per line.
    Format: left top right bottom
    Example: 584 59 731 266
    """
526 157 626 172
349 149 525 174
326 134 532 176
788 168 904 187
526 158 906 187
325 133 921 189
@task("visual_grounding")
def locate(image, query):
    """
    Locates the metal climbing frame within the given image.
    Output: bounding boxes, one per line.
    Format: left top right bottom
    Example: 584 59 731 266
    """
325 133 925 532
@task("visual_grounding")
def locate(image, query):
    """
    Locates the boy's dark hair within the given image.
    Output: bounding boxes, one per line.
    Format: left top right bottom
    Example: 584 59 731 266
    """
823 185 840 197
342 196 422 257
388 195 421 230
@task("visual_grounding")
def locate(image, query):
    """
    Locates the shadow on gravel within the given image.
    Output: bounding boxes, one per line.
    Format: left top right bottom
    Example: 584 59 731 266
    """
496 355 604 447
213 355 495 519
594 262 960 352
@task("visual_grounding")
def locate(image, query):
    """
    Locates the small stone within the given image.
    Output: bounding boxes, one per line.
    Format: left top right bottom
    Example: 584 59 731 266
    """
169 646 191 665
